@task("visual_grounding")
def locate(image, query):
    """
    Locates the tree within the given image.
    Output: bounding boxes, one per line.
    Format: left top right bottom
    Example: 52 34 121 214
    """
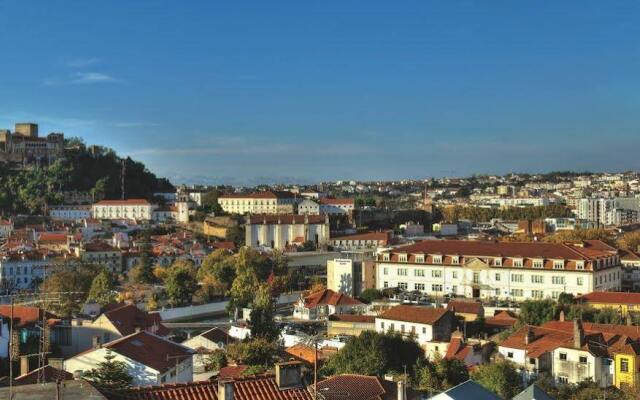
226 225 245 246
416 355 469 394
200 189 224 214
87 271 115 307
83 349 133 390
322 331 424 377
164 260 198 306
41 263 104 316
130 230 156 284
359 288 383 304
226 338 278 366
618 231 640 252
471 360 522 399
543 228 615 246
518 299 557 326
228 248 271 311
204 349 228 372
249 284 279 341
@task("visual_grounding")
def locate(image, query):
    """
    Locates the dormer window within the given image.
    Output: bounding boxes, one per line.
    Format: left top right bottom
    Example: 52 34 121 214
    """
432 255 442 264
399 253 408 263
451 256 459 265
576 261 585 270
513 258 523 267
553 260 565 270
533 259 544 269
415 255 425 263
383 253 390 262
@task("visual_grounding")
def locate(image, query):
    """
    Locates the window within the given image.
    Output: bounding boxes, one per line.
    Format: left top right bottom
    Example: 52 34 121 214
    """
531 275 544 284
383 253 390 261
552 291 561 299
494 258 502 266
552 276 566 285
554 261 565 270
400 324 405 333
513 258 523 267
531 290 544 299
414 269 425 277
399 254 408 262
381 322 385 330
432 284 443 292
511 274 523 283
559 353 567 361
529 358 536 365
579 356 587 364
473 272 480 284
452 256 459 265
533 260 544 268
507 352 514 359
398 268 408 276
398 282 408 289
432 255 442 264
558 376 569 384
576 261 584 270
415 283 425 291
577 277 584 286
422 327 426 334
383 267 388 275
384 281 389 288
415 255 424 263
432 270 442 278
452 271 458 279
494 273 501 281
621 358 629 372
452 285 458 294
510 289 523 297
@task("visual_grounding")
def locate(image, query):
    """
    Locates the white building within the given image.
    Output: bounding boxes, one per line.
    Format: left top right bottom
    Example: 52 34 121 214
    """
218 191 297 215
92 199 154 221
64 331 194 386
0 251 56 290
181 327 235 373
297 199 320 215
49 205 92 221
245 214 329 250
375 240 622 301
319 198 355 215
0 220 13 238
375 305 457 345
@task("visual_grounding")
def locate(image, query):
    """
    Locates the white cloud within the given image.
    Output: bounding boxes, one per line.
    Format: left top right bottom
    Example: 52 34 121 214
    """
43 72 120 86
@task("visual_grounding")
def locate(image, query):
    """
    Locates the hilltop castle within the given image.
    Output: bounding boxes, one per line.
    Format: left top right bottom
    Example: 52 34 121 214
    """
0 122 65 165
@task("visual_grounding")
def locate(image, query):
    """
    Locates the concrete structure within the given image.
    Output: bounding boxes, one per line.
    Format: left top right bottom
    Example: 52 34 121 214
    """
318 198 355 215
49 205 92 221
218 191 297 215
327 258 376 297
245 214 329 250
297 199 320 215
92 199 154 220
376 240 622 301
75 241 123 274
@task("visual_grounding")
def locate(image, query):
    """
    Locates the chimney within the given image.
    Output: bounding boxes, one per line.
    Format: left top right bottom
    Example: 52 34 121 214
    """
525 326 535 345
92 336 102 348
397 379 406 400
574 319 585 348
48 358 64 371
559 310 565 322
20 355 30 376
218 380 233 400
275 361 302 389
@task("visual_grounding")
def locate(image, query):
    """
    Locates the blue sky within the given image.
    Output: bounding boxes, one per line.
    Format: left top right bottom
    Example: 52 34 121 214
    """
1 1 639 185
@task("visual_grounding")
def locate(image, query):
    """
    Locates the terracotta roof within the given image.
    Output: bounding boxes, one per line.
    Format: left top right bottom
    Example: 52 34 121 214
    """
14 365 73 385
377 305 451 325
332 231 391 242
317 375 419 400
200 327 235 345
94 199 150 206
444 338 472 362
302 289 363 309
619 249 640 261
446 300 483 315
212 241 236 250
84 241 119 252
219 365 249 379
102 331 194 373
485 311 518 329
247 214 326 225
102 304 169 336
0 306 59 328
328 314 376 323
578 291 640 306
37 232 68 242
109 374 313 400
319 198 354 205
219 190 296 199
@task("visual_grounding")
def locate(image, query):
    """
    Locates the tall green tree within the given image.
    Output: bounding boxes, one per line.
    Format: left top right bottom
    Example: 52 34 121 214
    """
164 260 198 306
83 350 133 390
416 356 469 394
471 360 522 399
87 270 116 307
249 284 279 341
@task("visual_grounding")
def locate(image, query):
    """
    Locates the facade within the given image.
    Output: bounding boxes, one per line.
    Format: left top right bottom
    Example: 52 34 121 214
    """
297 199 320 215
318 197 355 215
576 197 640 226
375 240 622 301
245 214 329 250
0 220 14 237
0 251 57 290
578 291 640 316
218 190 297 215
329 231 393 251
181 327 235 373
92 199 154 221
49 205 92 221
327 258 376 297
75 241 123 274
326 314 375 337
64 331 194 386
375 305 457 345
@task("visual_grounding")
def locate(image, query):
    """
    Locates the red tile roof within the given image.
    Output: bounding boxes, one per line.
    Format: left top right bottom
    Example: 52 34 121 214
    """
302 289 363 309
328 314 376 323
317 375 419 400
446 300 484 315
444 338 472 362
0 306 59 328
578 291 640 306
200 327 235 345
485 311 518 329
109 374 313 400
378 305 451 325
102 303 169 336
14 365 73 385
218 365 249 380
95 199 150 206
102 331 194 373
247 214 326 225
37 232 68 243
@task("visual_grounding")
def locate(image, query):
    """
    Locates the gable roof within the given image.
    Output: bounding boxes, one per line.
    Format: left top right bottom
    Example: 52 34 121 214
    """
430 380 501 400
106 374 313 400
14 365 73 385
0 306 59 328
102 331 194 373
101 303 169 336
578 291 640 305
302 289 363 309
317 375 392 400
446 300 483 315
512 384 555 400
485 310 518 329
378 305 451 325
200 327 235 345
444 338 473 363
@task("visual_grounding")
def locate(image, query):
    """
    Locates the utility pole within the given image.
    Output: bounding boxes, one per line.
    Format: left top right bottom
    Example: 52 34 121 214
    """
8 296 14 400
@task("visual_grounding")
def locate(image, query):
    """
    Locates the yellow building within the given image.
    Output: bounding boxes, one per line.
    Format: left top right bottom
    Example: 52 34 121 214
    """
326 314 374 337
579 291 640 316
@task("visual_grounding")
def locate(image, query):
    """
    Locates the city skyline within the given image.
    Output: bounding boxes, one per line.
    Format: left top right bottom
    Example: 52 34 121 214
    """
2 1 640 184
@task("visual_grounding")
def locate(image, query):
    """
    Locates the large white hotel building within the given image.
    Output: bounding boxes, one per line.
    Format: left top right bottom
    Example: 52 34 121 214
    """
376 240 621 301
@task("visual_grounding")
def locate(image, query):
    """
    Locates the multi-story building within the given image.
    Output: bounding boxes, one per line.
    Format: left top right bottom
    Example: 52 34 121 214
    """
375 240 621 301
0 220 14 238
75 241 123 274
327 258 376 297
319 198 355 215
297 199 320 215
329 231 393 251
92 199 154 221
245 214 329 250
49 205 92 221
218 191 297 215
375 305 457 346
576 197 640 226
0 251 58 290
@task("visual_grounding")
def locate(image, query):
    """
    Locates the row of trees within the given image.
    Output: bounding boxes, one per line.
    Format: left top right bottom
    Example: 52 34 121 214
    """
438 204 573 224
